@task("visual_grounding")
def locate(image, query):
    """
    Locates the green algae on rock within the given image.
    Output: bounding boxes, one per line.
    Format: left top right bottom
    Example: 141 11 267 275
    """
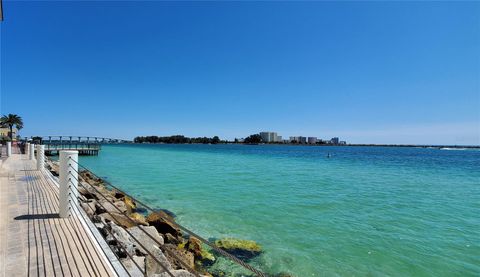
214 238 262 260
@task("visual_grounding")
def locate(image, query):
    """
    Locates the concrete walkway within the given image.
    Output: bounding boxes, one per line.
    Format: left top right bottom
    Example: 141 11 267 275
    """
0 152 118 277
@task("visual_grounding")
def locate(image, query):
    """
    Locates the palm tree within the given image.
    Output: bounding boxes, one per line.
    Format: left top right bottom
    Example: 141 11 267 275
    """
0 114 23 140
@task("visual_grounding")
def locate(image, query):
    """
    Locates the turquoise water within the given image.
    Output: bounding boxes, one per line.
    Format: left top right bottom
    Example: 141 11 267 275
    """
79 144 480 276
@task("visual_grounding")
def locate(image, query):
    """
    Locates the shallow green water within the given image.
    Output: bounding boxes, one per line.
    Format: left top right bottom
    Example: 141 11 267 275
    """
78 144 480 276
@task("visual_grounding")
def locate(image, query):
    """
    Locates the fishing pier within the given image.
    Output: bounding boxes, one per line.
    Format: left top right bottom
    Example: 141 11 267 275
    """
28 136 131 156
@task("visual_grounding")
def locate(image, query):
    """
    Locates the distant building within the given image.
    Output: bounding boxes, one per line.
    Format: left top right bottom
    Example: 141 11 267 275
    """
260 132 280 143
276 135 282 142
0 127 18 140
308 137 317 144
339 141 347 145
289 136 307 143
331 137 339 144
289 136 300 143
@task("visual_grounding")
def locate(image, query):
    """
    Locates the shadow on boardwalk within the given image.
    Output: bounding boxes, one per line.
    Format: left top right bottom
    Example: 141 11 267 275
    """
0 154 116 277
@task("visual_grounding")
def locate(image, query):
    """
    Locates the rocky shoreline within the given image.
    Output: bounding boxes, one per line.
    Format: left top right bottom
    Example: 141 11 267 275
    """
45 160 276 277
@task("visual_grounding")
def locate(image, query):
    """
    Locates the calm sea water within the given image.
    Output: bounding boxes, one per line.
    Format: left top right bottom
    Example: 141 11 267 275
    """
78 144 480 276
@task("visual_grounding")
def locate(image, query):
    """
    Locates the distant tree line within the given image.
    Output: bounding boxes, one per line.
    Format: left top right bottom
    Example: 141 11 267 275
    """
134 135 222 144
243 134 263 144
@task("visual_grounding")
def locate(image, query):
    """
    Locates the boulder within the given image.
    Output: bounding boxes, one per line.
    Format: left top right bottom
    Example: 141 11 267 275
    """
134 207 148 214
128 226 164 255
112 190 125 199
122 255 145 277
130 212 148 226
80 200 97 217
155 208 177 218
98 212 137 228
145 245 173 275
187 237 215 266
47 161 59 175
86 184 112 201
80 170 103 185
153 269 196 277
107 223 136 257
214 238 262 260
97 199 127 214
146 211 181 237
164 233 181 245
163 243 194 270
124 196 136 213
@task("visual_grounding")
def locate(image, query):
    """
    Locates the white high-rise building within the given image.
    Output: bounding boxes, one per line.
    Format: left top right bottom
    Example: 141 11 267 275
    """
260 132 279 143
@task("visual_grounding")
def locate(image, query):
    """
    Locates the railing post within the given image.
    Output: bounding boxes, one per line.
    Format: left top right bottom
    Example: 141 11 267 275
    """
26 142 30 156
29 143 35 160
36 145 45 170
59 150 78 218
6 141 11 156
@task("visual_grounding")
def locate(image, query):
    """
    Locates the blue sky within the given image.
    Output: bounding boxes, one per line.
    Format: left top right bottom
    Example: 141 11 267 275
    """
1 1 479 144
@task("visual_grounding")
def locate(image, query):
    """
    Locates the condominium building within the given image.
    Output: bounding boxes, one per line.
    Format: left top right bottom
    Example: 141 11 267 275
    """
331 137 339 144
260 132 280 143
307 137 317 144
289 136 300 143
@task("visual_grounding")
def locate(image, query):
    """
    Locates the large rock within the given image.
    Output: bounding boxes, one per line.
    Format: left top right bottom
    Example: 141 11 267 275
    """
146 211 181 237
214 238 262 260
146 245 173 275
163 243 194 270
187 237 215 266
111 189 125 199
107 223 136 257
128 226 164 255
97 199 128 214
130 212 148 226
122 255 145 277
80 199 97 217
80 170 103 185
125 196 136 213
134 206 148 214
98 212 137 228
47 161 59 176
164 233 181 245
85 183 113 201
153 269 196 277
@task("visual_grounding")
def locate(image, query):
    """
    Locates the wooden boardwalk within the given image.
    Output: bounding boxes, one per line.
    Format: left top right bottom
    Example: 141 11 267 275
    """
0 152 118 277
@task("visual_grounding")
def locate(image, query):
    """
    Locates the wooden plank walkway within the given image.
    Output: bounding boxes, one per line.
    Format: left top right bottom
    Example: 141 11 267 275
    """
0 152 118 277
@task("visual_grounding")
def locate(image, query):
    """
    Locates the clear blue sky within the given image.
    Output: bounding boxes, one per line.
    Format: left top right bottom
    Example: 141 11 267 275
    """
1 1 479 145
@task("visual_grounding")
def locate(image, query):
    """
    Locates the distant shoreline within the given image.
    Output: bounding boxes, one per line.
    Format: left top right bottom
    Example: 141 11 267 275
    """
242 143 480 149
132 142 480 149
